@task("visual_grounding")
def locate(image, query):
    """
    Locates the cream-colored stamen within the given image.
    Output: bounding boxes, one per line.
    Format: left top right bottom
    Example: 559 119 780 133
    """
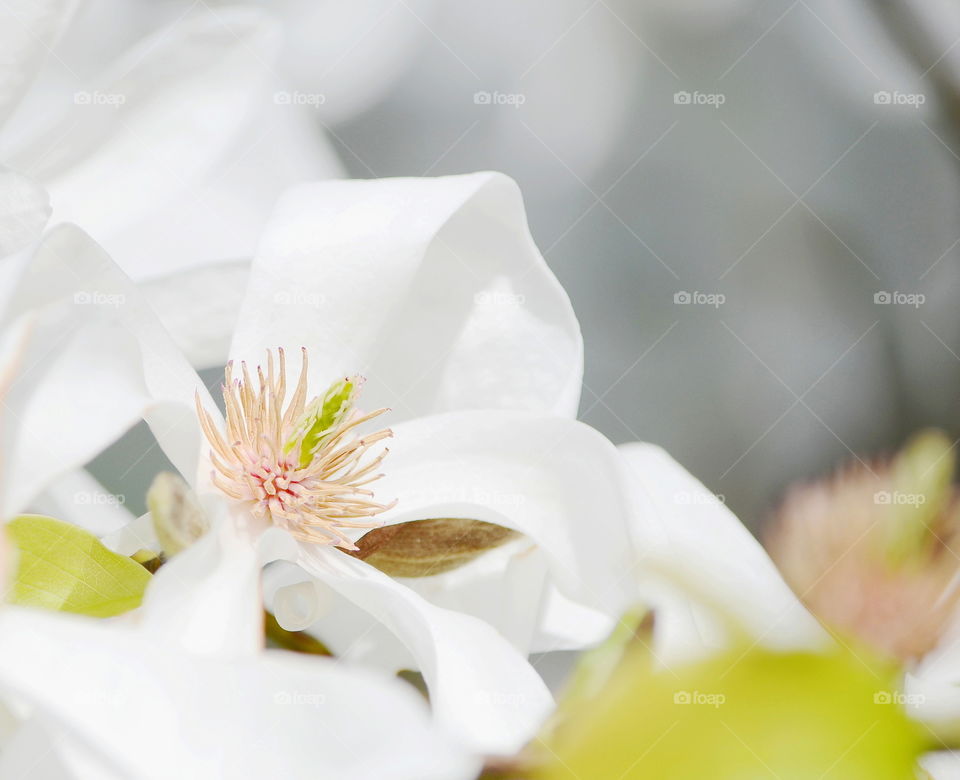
196 348 394 550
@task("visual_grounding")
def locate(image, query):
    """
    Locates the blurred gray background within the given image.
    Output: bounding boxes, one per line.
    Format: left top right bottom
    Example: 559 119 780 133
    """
74 0 960 531
319 0 960 530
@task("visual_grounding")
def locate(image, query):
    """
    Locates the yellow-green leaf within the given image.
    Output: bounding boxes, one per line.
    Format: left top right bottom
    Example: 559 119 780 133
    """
534 636 929 780
7 515 151 617
351 518 519 577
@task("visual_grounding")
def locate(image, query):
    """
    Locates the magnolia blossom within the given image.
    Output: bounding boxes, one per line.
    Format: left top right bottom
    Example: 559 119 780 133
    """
0 6 951 779
0 323 478 780
9 170 828 758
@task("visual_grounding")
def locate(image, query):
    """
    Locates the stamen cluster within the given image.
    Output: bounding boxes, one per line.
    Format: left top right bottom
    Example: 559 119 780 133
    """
196 348 394 549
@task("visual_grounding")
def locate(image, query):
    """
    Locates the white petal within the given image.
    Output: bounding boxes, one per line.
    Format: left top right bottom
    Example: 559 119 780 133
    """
140 511 262 659
369 412 823 660
263 559 416 671
373 411 640 626
0 310 147 518
391 539 611 655
298 544 554 755
399 538 550 654
904 626 960 729
29 468 134 536
0 224 214 515
0 608 478 780
102 512 158 556
532 586 615 652
141 259 250 369
0 0 75 124
95 95 344 279
619 442 826 660
0 168 49 258
4 8 322 279
231 172 582 420
0 718 84 780
922 752 960 780
276 0 435 123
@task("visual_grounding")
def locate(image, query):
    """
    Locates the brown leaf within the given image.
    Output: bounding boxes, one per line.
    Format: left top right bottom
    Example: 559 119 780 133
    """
349 518 520 577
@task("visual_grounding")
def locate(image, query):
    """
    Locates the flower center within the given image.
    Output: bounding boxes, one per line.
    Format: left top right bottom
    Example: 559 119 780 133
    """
249 458 300 506
195 348 394 550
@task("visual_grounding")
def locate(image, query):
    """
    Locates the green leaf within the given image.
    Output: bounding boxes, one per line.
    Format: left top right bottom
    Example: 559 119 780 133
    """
534 636 929 780
350 518 520 577
287 377 356 468
7 515 151 617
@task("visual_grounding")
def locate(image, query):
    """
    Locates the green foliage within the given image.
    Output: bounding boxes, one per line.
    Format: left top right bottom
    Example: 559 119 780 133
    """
535 637 928 780
7 515 151 617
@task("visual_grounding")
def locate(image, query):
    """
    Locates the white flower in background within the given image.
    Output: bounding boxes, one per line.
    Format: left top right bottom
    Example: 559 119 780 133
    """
8 170 827 756
49 0 437 126
50 0 647 183
0 3 341 280
0 1 340 528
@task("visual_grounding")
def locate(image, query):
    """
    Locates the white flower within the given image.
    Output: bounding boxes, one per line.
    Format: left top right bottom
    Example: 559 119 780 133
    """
13 171 823 755
0 325 477 780
0 4 340 280
0 2 339 525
